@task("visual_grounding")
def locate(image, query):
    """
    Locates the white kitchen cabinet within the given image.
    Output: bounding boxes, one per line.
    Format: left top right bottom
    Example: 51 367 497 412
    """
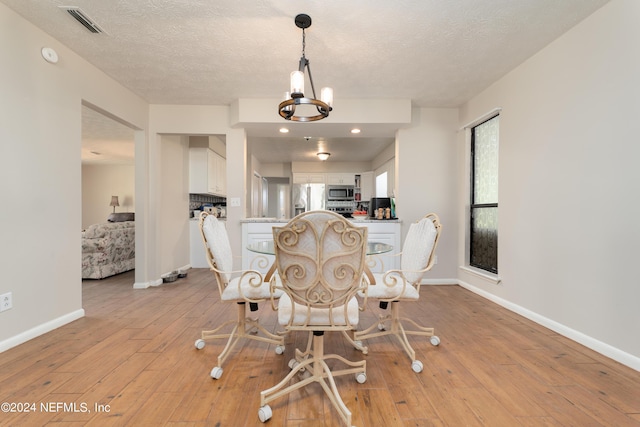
190 218 228 268
359 171 374 202
214 153 226 195
241 222 278 275
363 221 401 273
189 148 226 196
189 220 207 268
241 219 400 276
326 173 355 185
374 159 395 197
293 173 325 184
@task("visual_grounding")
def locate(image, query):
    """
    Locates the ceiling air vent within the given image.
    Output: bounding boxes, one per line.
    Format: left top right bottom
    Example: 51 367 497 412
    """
59 6 105 34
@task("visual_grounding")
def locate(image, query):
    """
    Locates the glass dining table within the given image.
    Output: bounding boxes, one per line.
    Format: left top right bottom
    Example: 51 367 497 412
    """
247 240 393 256
247 240 393 284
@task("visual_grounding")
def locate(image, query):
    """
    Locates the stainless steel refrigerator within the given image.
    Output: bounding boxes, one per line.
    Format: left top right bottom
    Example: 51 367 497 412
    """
265 177 291 219
292 183 326 216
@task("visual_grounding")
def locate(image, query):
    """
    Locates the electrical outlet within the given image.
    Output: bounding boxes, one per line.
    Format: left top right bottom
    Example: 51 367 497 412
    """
230 197 241 207
0 292 12 312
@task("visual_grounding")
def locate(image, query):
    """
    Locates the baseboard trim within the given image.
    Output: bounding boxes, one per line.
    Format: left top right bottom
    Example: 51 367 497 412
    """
0 309 85 353
458 279 640 372
133 279 162 289
135 264 194 289
421 278 458 285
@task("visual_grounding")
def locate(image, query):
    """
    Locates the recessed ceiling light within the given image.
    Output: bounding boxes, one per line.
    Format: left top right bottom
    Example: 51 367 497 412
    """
279 128 289 133
351 128 361 134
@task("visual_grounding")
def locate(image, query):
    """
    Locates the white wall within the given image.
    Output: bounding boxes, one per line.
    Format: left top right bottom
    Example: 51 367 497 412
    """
291 161 372 173
457 0 640 367
371 142 395 171
0 3 148 349
260 162 292 178
396 108 460 281
82 164 135 229
147 105 243 273
158 135 190 276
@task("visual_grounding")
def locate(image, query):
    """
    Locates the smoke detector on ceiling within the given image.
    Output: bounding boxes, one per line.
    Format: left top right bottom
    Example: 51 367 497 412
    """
41 47 58 64
59 6 106 34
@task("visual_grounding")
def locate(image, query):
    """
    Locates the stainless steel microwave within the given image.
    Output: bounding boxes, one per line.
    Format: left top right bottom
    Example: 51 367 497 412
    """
327 185 355 201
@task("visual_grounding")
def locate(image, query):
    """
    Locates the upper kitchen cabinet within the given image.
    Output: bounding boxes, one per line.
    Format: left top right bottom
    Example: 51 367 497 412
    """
292 173 325 184
326 173 355 185
359 171 374 202
214 151 226 195
189 147 226 196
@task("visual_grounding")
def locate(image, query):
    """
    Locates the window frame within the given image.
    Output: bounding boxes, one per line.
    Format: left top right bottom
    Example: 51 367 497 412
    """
469 115 499 274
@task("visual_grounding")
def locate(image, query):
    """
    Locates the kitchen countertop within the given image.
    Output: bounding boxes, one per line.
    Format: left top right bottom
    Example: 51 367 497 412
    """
350 218 401 223
240 217 400 223
190 216 226 221
240 218 289 223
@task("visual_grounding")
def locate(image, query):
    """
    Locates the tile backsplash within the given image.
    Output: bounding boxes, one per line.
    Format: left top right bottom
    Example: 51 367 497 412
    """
189 194 226 211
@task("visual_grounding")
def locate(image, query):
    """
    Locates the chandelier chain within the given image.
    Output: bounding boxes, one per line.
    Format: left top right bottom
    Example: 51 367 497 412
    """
301 28 306 58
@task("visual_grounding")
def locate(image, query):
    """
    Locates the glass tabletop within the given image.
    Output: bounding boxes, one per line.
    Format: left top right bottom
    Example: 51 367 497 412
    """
247 240 393 255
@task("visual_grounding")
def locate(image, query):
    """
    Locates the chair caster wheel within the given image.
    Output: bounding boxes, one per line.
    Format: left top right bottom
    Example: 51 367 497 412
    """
258 404 272 422
377 323 386 331
430 335 440 346
275 344 285 355
355 372 367 384
288 359 298 370
210 366 223 379
411 360 423 373
195 339 205 350
353 340 368 354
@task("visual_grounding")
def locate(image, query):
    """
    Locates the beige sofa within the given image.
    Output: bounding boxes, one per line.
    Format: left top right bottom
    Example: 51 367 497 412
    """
82 220 135 279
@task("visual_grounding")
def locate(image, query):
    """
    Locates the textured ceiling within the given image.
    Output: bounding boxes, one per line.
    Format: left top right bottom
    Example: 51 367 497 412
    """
3 0 608 163
81 106 136 165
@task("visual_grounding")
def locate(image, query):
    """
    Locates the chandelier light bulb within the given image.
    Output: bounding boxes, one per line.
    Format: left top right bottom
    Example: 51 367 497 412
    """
320 87 333 107
283 92 292 112
290 71 305 96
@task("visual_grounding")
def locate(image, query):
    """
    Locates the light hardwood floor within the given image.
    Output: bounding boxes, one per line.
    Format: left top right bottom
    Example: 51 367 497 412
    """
0 268 638 426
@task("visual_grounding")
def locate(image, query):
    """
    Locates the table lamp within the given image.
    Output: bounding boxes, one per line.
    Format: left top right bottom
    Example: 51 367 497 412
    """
110 196 119 213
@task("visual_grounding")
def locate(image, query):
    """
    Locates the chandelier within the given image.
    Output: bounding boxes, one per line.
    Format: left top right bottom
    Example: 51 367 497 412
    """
278 14 333 122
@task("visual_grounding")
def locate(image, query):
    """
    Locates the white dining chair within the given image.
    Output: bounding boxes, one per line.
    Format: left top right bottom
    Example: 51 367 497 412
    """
195 211 284 379
355 213 442 373
258 210 368 427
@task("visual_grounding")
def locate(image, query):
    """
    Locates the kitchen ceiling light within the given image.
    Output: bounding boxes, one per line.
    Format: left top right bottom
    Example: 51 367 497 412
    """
278 14 333 122
279 128 289 133
317 152 330 161
351 128 361 134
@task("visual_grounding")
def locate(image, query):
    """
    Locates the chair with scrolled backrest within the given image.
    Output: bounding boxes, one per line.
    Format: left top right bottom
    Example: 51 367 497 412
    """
195 211 284 380
258 210 368 427
355 213 442 373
